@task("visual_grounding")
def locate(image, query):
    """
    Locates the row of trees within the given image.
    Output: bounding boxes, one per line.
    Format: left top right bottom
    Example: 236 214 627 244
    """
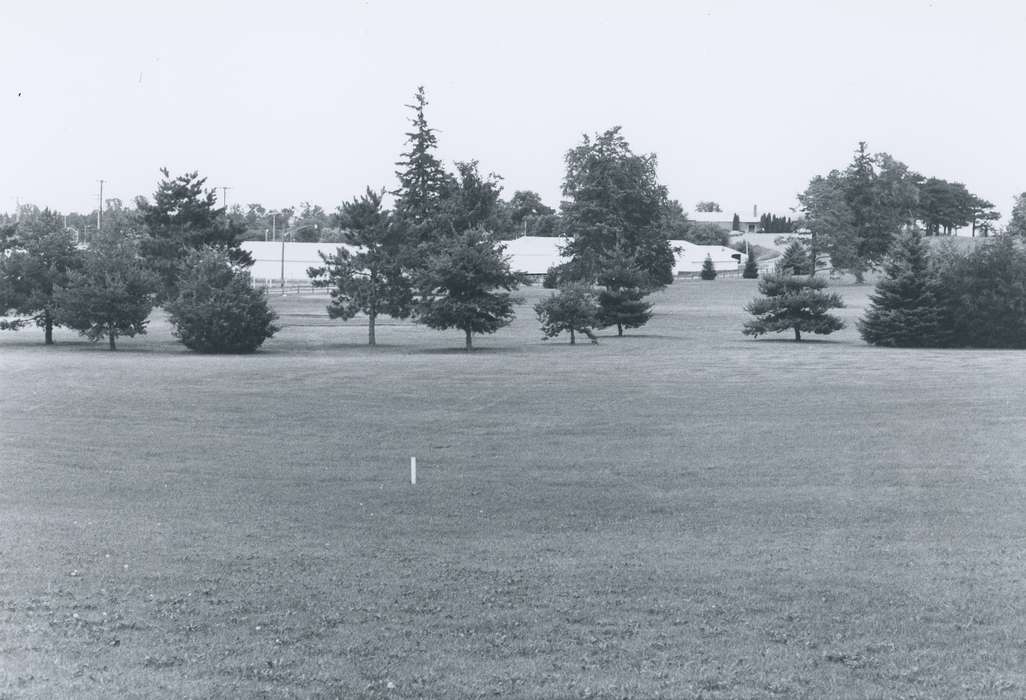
0 173 279 351
308 90 683 349
796 143 1006 282
742 229 1026 349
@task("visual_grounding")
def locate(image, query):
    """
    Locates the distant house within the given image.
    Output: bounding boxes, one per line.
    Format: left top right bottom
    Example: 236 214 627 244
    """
669 240 745 276
689 209 761 233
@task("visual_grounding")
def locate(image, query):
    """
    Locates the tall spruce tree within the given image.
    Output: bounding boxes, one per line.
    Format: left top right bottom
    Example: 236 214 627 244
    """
858 230 947 347
743 272 845 342
393 86 452 244
308 188 412 346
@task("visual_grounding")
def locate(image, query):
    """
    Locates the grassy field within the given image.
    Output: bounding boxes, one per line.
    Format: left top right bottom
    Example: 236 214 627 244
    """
2 278 1026 698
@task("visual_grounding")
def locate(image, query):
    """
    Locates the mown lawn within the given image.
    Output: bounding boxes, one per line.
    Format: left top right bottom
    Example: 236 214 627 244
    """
2 279 1026 698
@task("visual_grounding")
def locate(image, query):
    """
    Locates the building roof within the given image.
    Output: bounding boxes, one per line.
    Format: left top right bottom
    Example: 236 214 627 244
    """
688 210 760 224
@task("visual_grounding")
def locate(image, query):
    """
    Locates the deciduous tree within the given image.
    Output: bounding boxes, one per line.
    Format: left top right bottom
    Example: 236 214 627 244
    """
561 127 675 287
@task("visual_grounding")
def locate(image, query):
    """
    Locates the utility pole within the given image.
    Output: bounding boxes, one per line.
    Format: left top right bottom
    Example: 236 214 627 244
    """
97 179 105 233
219 186 231 210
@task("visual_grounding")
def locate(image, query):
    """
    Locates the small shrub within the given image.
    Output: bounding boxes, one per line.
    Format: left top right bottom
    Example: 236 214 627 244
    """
700 255 717 280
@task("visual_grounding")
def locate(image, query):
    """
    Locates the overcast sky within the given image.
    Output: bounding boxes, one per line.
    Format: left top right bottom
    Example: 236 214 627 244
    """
4 0 1025 222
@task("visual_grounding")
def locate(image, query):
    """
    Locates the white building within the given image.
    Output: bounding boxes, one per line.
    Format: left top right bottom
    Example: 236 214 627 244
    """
242 241 358 284
243 236 746 285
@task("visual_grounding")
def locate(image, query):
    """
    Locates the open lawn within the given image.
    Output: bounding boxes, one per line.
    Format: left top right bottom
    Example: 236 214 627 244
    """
2 279 1026 698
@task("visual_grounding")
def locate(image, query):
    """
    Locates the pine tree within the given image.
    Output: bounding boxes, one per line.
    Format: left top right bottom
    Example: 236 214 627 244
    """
54 235 157 350
535 283 600 344
742 249 759 278
1009 193 1026 237
700 254 717 280
137 169 251 304
416 229 524 350
743 272 845 342
393 86 452 243
731 213 741 231
166 248 278 353
596 256 653 335
776 240 810 275
858 230 947 347
0 209 82 344
308 188 412 345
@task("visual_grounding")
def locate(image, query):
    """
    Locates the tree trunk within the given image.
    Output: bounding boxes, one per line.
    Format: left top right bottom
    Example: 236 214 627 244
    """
44 311 53 345
793 326 802 342
617 321 623 337
368 312 376 346
108 329 117 351
570 328 576 345
464 326 472 351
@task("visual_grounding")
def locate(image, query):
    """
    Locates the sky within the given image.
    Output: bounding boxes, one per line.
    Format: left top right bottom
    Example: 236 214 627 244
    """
3 0 1025 222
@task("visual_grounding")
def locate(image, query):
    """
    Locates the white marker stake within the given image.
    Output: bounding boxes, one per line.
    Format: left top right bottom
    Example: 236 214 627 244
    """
410 457 417 485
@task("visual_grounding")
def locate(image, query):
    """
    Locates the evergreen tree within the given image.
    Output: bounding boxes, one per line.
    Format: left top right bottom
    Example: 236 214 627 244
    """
308 188 412 345
0 209 82 344
776 240 810 275
166 248 278 353
560 127 675 286
416 229 524 350
137 169 251 303
731 213 741 231
858 230 947 347
934 236 1026 348
1009 193 1026 237
743 272 845 342
54 235 157 350
700 254 718 280
535 283 600 344
595 255 653 335
392 86 452 243
742 249 759 278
